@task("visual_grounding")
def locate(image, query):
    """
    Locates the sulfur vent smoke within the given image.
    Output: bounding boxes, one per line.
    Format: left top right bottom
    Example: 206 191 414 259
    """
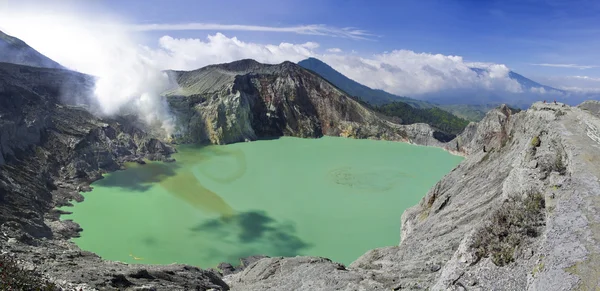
0 6 176 136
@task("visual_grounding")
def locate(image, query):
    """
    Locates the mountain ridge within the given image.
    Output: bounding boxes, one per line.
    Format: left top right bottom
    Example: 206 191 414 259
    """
298 57 506 122
0 30 64 70
299 57 571 115
298 57 435 108
164 59 452 145
1 32 599 291
468 67 565 94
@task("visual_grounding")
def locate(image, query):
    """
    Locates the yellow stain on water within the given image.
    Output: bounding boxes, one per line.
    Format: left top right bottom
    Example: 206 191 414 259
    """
63 137 465 268
161 171 235 217
129 253 144 260
115 146 245 217
157 146 247 217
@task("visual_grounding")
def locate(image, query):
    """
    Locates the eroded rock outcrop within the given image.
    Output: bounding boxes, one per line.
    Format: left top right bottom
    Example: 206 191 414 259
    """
165 59 447 147
225 102 600 290
0 62 227 290
2 56 599 290
579 100 600 118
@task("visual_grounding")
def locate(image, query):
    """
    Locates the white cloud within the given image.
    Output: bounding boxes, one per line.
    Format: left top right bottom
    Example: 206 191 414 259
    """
144 34 316 70
0 5 176 135
3 17 529 98
130 23 376 40
0 3 540 102
535 75 600 94
320 50 523 95
465 62 497 68
568 76 600 82
559 87 600 93
531 63 599 69
138 36 525 96
530 87 547 94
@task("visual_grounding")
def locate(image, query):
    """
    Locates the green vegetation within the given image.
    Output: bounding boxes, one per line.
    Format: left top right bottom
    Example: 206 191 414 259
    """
298 58 495 135
0 255 58 290
531 136 541 147
554 152 567 175
374 102 470 135
532 261 545 276
440 104 523 122
438 104 492 122
472 191 546 266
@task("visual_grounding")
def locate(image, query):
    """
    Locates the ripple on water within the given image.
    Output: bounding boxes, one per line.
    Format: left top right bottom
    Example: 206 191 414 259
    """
60 137 463 268
327 166 412 192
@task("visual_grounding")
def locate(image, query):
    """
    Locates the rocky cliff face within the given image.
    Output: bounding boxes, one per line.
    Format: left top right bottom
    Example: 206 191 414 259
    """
0 62 229 290
165 59 447 147
2 56 600 290
225 101 600 290
579 100 600 118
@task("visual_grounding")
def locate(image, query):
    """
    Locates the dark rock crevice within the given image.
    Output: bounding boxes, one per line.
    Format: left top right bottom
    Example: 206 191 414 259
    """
0 62 227 290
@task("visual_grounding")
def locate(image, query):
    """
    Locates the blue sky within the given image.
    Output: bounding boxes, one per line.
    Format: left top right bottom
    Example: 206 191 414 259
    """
84 0 600 77
2 0 600 94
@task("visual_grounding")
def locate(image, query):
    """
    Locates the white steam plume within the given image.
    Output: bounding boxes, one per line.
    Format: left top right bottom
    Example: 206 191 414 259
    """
0 5 175 135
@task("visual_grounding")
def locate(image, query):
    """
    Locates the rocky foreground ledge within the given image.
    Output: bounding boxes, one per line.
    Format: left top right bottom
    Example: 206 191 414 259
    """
3 100 598 290
0 60 455 290
220 101 600 290
1 59 600 290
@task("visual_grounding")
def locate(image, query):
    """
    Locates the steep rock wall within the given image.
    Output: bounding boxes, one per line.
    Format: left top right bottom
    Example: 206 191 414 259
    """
165 60 447 148
226 102 600 290
0 63 228 290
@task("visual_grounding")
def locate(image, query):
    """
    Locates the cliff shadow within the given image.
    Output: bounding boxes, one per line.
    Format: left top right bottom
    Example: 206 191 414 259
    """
190 210 311 257
256 136 282 141
94 162 181 192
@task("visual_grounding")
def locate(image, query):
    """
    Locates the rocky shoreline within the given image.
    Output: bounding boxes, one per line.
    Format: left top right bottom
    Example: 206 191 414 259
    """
2 55 600 290
0 60 446 290
221 101 600 290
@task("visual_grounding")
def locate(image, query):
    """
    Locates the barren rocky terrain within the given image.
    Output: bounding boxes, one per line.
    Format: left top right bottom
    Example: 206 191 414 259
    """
224 101 600 290
1 57 599 290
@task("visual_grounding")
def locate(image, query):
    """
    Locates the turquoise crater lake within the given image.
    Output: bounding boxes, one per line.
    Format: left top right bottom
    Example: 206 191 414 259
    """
60 136 463 268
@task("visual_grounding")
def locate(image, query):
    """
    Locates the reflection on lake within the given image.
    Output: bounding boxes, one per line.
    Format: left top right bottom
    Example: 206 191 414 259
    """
60 137 463 268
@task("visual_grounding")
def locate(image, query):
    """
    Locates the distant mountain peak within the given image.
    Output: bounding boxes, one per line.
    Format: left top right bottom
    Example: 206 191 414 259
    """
299 57 336 71
298 57 434 108
469 67 564 94
302 57 328 64
300 57 570 109
0 30 64 69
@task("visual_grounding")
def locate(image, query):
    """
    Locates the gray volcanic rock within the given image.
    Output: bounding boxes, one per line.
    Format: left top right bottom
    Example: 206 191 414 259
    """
0 30 64 69
226 257 385 290
2 240 229 291
2 54 600 290
0 62 226 290
445 104 517 155
578 100 600 118
217 255 270 276
165 59 447 147
225 102 600 290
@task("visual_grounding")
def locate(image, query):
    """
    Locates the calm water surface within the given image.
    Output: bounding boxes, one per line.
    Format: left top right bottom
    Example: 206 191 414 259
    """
60 136 463 268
